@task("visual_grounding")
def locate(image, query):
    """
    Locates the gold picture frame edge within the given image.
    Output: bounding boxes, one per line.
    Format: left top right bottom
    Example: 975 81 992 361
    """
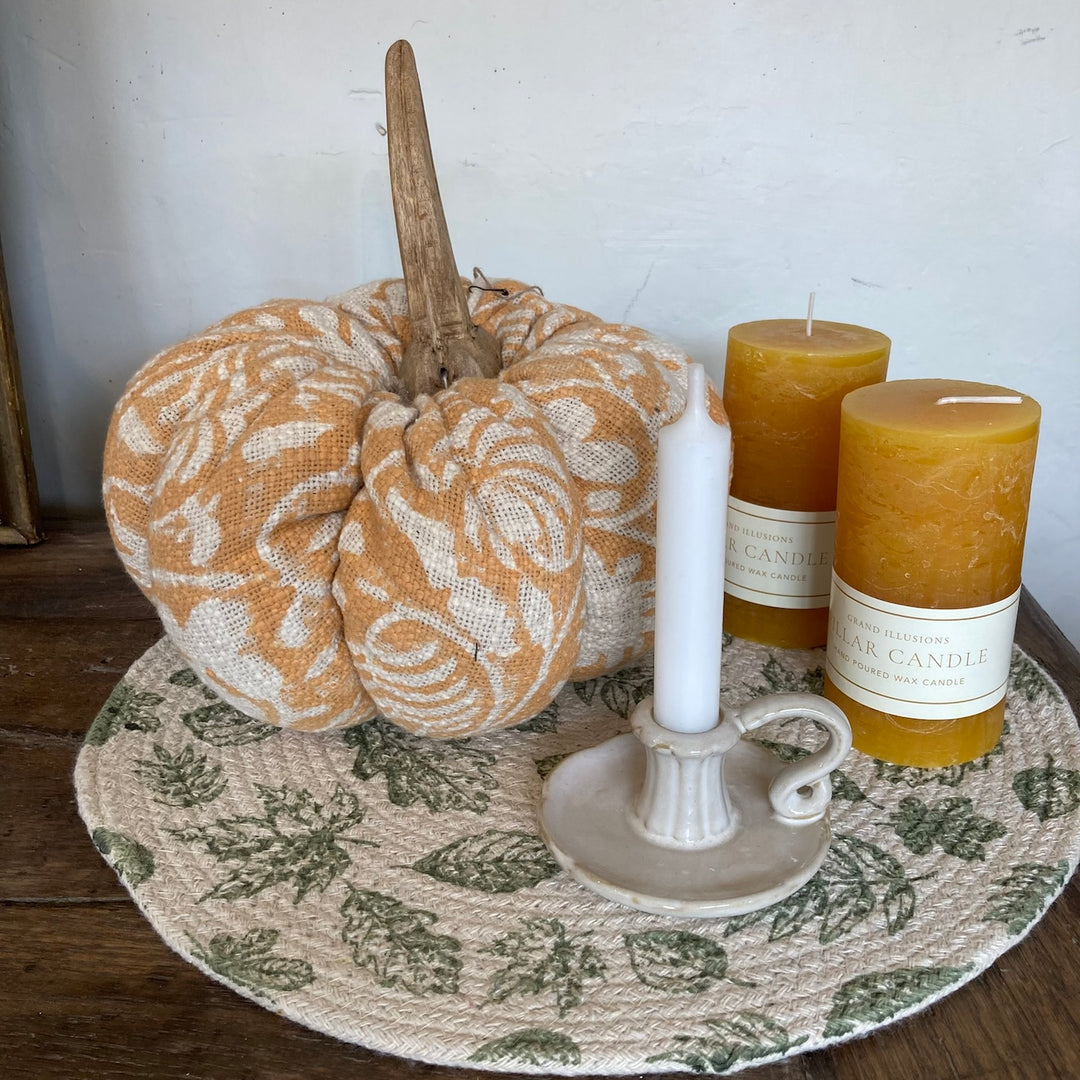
0 233 43 545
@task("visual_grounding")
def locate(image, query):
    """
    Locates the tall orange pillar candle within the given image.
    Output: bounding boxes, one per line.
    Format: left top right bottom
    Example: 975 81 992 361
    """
723 318 890 648
823 379 1040 767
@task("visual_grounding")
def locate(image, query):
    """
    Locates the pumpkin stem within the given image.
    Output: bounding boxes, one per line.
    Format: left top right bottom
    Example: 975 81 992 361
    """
385 40 501 399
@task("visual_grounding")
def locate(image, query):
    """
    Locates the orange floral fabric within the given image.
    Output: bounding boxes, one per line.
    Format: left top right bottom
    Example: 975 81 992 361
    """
103 279 725 735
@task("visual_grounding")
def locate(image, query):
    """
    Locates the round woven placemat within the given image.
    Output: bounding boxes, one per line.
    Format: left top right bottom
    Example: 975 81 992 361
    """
75 635 1080 1075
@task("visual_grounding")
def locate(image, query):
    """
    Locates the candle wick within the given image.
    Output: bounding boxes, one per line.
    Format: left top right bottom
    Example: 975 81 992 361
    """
806 292 815 337
934 395 1024 405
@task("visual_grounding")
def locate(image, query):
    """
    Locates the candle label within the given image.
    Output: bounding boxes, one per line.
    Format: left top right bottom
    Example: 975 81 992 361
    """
826 575 1020 720
724 497 834 610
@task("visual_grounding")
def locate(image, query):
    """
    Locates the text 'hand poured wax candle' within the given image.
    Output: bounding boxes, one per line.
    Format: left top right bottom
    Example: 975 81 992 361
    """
823 379 1041 767
722 313 890 648
653 364 731 733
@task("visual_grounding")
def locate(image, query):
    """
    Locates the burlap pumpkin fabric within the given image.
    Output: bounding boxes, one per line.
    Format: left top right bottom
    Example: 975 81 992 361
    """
76 635 1080 1075
103 278 723 736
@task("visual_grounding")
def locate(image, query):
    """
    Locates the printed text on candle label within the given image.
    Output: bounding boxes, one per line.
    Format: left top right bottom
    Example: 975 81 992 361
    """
826 575 1020 720
724 497 834 609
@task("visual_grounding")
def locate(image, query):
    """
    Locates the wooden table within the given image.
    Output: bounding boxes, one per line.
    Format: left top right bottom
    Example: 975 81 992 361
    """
3 518 1079 1080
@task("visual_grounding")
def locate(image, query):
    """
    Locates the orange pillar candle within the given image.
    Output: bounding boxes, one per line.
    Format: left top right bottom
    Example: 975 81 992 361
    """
723 318 890 648
823 379 1041 767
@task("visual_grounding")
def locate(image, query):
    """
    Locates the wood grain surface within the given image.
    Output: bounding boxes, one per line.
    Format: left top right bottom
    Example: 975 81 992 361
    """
2 519 1078 1080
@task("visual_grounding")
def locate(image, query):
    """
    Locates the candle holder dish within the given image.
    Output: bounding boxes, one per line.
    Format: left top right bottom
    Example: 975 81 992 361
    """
538 693 852 917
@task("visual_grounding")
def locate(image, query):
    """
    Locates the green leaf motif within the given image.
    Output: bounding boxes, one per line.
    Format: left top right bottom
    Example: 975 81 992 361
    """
1009 651 1063 705
340 887 462 995
181 701 279 746
172 783 375 903
133 742 227 807
572 666 653 719
1013 756 1080 821
829 770 875 806
875 734 1005 789
647 1011 807 1073
168 667 218 699
512 703 560 734
752 737 808 764
745 656 824 697
92 828 155 887
190 928 314 998
169 667 201 688
85 683 164 746
486 917 606 1016
625 931 752 994
723 834 918 945
411 829 561 893
535 753 569 782
468 1029 581 1067
823 965 972 1037
889 796 1007 861
344 718 497 813
984 861 1069 934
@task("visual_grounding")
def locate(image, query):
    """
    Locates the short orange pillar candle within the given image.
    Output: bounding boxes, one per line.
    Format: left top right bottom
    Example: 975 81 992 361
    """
722 318 890 648
823 379 1041 767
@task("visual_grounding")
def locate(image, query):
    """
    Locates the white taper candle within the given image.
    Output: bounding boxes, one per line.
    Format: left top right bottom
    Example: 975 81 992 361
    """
652 363 731 733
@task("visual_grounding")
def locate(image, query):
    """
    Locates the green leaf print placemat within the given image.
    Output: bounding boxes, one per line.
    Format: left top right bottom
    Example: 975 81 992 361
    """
75 636 1080 1075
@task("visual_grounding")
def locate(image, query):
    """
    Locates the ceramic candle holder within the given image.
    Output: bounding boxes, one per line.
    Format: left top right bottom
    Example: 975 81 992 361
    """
539 692 852 917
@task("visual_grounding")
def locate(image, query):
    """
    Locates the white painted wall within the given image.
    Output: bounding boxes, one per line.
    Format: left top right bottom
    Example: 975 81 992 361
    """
2 1 1078 646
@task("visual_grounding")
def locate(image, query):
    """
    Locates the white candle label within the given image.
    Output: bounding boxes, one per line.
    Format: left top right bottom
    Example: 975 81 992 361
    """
826 575 1020 720
724 497 834 609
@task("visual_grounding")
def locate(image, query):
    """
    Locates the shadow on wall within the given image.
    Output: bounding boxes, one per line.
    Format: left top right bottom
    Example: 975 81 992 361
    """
0 4 151 512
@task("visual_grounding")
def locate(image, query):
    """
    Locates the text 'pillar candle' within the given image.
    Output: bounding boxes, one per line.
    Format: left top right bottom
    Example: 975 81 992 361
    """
824 379 1040 767
723 317 890 649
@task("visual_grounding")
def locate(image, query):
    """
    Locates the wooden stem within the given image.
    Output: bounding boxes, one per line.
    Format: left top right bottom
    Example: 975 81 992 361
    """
385 40 500 398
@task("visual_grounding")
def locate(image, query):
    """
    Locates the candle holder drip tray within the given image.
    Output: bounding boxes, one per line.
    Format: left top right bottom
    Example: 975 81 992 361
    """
76 635 1080 1075
539 693 851 917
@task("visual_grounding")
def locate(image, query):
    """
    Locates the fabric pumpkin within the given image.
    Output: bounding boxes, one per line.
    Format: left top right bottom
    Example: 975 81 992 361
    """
103 277 726 736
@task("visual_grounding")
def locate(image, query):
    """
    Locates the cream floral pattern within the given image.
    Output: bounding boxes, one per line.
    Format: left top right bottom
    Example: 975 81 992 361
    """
103 280 723 735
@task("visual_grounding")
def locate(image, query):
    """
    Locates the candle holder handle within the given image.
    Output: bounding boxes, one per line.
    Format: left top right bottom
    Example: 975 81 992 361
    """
730 693 853 823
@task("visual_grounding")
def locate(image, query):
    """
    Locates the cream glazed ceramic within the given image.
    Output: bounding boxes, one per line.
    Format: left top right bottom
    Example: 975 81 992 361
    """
539 693 853 917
